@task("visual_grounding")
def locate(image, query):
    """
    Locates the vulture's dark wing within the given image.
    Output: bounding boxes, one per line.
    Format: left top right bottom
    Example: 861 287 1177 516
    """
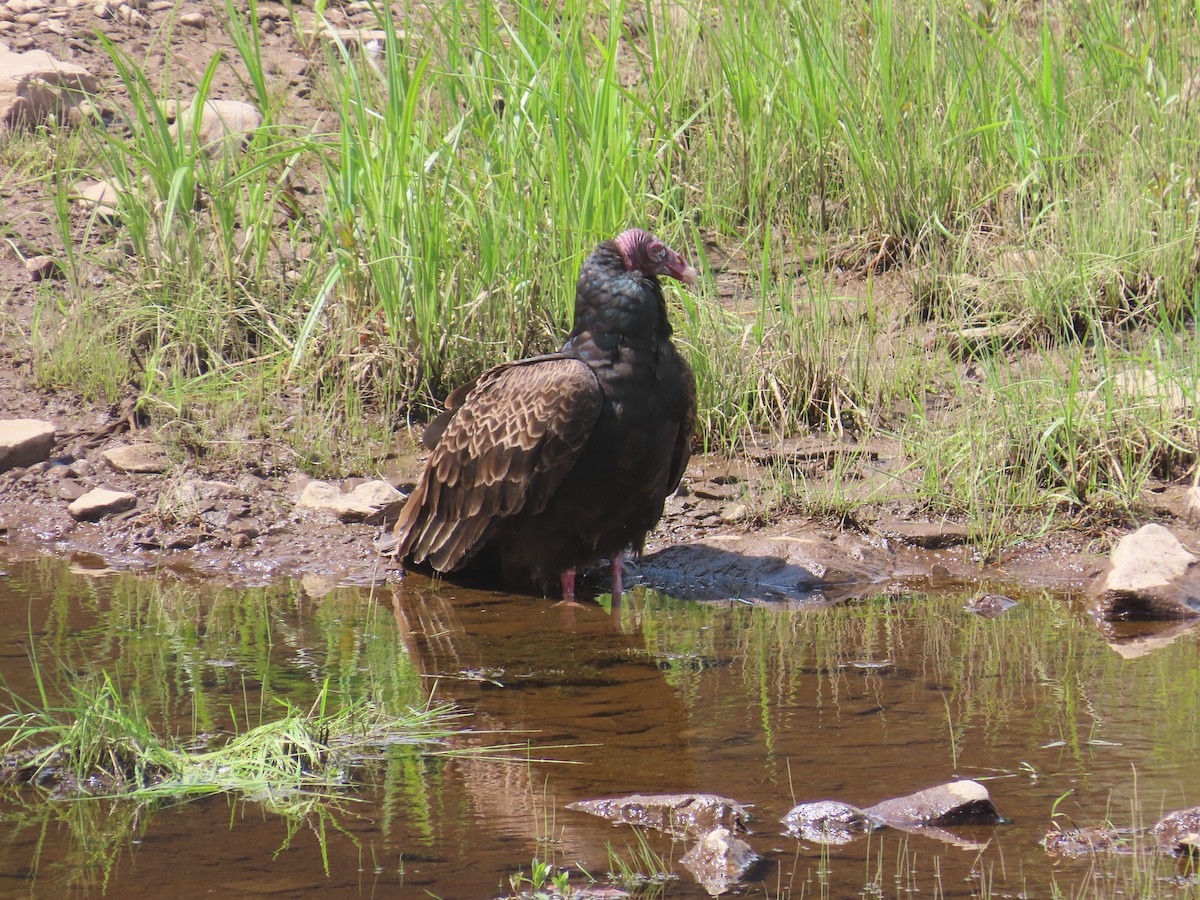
393 355 602 572
665 358 697 496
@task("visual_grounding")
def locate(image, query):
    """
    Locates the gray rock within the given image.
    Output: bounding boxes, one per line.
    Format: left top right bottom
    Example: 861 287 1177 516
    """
863 780 1002 827
0 419 55 472
1107 368 1192 417
679 827 759 895
781 800 877 844
0 45 98 129
297 479 404 523
103 442 171 474
68 487 136 520
719 501 750 524
567 793 750 839
171 98 262 156
319 25 406 51
74 179 122 219
24 255 61 281
1092 524 1200 620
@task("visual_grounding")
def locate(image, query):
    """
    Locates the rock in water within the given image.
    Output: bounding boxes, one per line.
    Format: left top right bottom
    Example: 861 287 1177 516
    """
862 779 1003 827
390 229 698 599
1092 523 1200 620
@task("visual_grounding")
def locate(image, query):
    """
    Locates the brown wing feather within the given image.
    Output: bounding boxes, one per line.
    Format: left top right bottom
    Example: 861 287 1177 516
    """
392 357 602 572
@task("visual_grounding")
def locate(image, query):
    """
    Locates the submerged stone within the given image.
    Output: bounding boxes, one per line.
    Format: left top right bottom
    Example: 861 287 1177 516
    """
680 827 759 895
566 793 750 838
1043 826 1133 857
964 593 1018 617
781 800 877 845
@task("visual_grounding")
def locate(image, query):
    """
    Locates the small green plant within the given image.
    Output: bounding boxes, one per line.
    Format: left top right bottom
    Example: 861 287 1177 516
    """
506 857 585 899
605 827 676 894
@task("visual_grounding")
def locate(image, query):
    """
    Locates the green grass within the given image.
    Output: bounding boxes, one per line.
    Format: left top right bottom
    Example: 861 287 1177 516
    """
0 673 463 800
12 0 1200 547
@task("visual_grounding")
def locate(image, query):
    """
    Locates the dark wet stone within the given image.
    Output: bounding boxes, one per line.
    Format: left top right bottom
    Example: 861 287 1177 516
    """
1153 806 1200 856
746 436 884 468
679 827 759 894
878 519 971 550
781 800 877 844
165 529 203 550
132 526 161 549
964 593 1018 617
566 793 750 838
56 480 87 502
692 481 740 501
201 509 231 529
863 780 1002 827
1091 524 1200 621
229 519 260 540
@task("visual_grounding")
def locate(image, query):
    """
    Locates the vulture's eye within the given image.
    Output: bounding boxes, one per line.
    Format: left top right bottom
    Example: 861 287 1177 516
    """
648 241 666 261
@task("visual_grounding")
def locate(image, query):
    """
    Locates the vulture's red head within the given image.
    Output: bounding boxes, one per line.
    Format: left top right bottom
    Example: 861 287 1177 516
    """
615 229 698 287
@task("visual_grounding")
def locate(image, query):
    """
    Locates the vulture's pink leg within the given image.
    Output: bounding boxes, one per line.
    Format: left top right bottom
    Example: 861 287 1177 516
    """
560 568 576 602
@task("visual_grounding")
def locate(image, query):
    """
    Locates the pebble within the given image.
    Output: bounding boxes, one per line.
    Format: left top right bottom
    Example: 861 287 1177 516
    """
68 487 137 521
103 442 171 474
25 255 62 282
57 480 87 501
178 10 204 26
75 180 122 219
115 3 145 25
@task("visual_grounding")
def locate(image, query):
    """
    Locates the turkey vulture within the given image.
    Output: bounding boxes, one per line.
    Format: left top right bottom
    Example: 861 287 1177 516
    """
390 228 698 600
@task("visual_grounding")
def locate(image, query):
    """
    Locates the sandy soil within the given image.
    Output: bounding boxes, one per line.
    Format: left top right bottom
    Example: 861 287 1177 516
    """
1 0 1195 599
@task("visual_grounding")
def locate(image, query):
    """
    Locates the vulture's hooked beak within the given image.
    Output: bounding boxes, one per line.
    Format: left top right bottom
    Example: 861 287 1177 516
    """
669 258 699 288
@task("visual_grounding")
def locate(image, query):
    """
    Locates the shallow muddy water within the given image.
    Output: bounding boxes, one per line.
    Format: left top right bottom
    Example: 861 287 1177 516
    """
1 553 1198 899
